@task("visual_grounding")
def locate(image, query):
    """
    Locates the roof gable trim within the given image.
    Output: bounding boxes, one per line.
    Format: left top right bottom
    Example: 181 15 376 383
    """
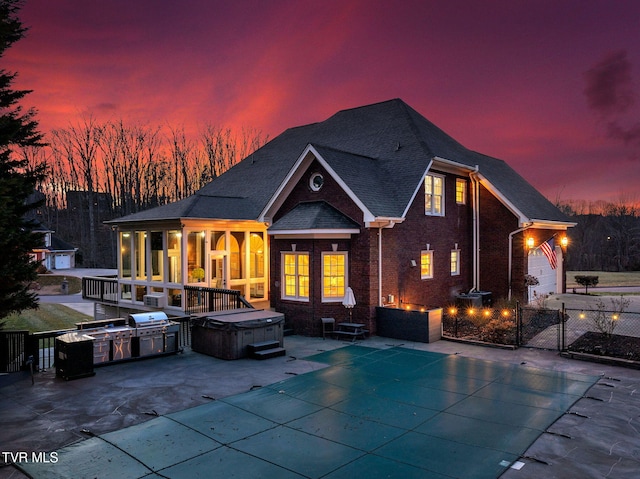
259 144 377 224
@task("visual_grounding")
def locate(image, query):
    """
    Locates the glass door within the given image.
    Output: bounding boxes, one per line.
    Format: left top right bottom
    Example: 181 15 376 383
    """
210 254 227 289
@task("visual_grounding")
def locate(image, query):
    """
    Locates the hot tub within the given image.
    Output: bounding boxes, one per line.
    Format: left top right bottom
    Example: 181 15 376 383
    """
191 309 284 360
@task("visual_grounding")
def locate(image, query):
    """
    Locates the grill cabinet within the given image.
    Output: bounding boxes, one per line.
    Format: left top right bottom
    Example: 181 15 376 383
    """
56 332 95 380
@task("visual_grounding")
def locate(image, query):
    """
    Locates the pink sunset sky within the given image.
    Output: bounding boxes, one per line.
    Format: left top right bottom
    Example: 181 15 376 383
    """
6 0 640 204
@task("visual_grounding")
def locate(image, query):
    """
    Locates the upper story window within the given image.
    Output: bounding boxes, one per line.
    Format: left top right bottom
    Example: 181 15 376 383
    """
425 174 444 216
456 178 467 205
420 250 433 279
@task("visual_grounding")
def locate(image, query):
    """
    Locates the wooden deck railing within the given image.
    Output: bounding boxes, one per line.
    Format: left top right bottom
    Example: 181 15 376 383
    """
81 277 254 315
183 286 254 314
82 276 118 303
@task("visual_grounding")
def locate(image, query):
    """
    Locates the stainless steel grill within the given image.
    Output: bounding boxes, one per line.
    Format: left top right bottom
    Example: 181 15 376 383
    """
128 312 179 357
128 312 170 328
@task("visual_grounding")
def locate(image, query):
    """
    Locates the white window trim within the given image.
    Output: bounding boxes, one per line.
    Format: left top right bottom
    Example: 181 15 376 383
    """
281 252 309 302
425 173 445 216
420 250 434 279
321 251 348 302
451 249 461 276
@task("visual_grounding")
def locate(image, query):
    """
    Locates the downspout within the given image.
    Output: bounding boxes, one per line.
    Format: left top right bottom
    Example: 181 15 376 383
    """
378 226 383 306
508 223 533 301
469 166 480 292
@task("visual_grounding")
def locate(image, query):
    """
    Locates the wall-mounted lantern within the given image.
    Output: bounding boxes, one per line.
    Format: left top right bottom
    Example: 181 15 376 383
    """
526 237 535 249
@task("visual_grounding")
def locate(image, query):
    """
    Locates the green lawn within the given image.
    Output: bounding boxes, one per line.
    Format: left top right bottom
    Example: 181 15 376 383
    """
567 271 640 288
1 304 90 332
36 274 82 294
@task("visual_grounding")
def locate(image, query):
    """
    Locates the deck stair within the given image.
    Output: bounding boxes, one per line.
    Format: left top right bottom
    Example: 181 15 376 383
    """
247 340 286 360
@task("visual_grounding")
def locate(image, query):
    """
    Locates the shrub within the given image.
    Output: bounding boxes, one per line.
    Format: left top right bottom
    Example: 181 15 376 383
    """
479 317 516 343
575 275 599 294
591 296 630 338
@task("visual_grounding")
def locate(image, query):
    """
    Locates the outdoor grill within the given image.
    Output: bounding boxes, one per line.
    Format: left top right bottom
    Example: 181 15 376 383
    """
128 312 179 357
64 314 179 370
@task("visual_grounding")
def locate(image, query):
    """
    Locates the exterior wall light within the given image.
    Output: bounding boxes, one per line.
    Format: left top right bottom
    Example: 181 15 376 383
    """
526 237 535 249
560 236 568 248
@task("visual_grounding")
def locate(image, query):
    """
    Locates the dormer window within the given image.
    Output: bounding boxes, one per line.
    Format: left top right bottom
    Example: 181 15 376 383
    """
425 174 444 216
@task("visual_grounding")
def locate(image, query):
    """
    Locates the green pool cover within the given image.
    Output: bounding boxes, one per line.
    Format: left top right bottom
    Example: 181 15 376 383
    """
18 346 598 478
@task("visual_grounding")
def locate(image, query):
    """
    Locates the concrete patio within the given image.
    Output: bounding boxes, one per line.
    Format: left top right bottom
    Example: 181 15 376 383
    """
2 333 640 478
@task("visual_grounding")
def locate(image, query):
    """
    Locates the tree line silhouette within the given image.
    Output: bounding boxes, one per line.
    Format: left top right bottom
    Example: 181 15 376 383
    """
23 117 267 267
559 199 640 272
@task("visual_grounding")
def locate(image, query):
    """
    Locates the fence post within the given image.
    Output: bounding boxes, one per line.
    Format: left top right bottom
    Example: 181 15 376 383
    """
561 303 566 351
515 301 521 347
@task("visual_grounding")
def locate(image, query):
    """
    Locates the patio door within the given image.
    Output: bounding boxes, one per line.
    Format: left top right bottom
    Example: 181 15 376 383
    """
209 254 227 289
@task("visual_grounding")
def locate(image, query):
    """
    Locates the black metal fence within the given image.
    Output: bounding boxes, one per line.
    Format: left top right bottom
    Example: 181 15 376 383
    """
563 307 640 361
442 306 518 346
443 300 640 365
518 307 565 350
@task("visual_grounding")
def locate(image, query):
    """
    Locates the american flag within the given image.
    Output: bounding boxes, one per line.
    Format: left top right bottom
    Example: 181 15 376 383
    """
539 238 557 269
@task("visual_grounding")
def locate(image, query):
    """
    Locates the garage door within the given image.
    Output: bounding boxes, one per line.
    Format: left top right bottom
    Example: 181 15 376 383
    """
54 254 71 269
527 247 558 301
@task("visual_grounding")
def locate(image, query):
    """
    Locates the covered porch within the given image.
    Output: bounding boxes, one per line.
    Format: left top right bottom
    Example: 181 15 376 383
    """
85 219 270 315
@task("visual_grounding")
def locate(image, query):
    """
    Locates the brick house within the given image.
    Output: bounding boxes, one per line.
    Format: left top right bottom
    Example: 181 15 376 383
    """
104 99 574 336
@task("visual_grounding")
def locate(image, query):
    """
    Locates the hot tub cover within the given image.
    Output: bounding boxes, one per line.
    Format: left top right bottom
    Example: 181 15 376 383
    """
194 309 284 331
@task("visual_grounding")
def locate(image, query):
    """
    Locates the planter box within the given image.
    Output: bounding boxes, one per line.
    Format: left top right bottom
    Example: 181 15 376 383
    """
375 307 442 343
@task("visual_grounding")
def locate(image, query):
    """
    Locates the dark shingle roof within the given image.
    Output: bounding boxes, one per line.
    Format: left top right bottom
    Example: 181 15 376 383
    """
110 99 569 225
269 201 361 232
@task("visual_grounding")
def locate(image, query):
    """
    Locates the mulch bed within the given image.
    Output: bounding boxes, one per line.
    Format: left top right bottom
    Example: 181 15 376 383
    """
568 331 640 361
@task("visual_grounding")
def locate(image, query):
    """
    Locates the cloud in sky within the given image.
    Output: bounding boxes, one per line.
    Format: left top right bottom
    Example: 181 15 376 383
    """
584 50 635 116
584 50 640 155
5 0 640 203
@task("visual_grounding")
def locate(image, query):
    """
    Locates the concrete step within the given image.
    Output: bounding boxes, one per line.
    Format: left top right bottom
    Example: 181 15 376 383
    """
252 347 286 360
247 340 280 353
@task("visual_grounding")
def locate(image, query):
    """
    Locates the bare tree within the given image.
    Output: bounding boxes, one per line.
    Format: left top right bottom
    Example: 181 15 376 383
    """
50 116 101 266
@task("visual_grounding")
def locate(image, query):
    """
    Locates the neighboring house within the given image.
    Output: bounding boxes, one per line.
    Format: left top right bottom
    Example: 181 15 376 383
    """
102 99 574 336
30 222 78 270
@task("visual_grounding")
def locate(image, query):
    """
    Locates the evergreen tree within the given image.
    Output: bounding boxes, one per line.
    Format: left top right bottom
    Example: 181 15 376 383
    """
0 0 46 320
